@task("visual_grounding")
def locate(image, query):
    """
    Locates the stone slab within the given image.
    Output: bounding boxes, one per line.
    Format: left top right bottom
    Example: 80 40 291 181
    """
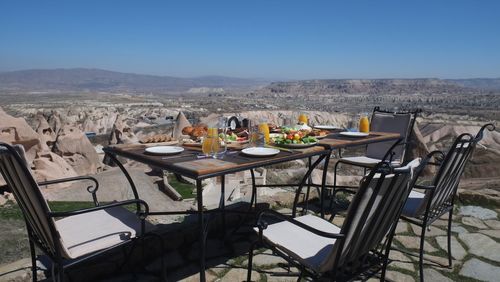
462 217 488 229
459 206 497 220
459 233 500 262
222 268 260 281
435 236 466 260
479 229 500 240
410 224 447 237
484 219 500 229
394 235 437 253
389 250 414 271
423 268 454 282
385 270 415 282
459 258 500 282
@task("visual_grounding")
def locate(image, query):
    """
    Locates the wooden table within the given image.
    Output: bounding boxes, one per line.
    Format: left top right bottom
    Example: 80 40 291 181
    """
103 131 400 281
103 144 330 282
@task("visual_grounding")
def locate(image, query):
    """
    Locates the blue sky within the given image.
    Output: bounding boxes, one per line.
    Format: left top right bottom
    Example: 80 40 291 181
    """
0 0 499 79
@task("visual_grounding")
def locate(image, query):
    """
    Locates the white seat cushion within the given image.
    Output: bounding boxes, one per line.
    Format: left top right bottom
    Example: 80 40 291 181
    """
55 206 154 259
402 190 426 217
340 156 400 168
255 214 340 272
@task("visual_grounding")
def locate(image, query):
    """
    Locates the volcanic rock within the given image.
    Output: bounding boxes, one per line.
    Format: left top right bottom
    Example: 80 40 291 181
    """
109 115 138 145
52 126 102 175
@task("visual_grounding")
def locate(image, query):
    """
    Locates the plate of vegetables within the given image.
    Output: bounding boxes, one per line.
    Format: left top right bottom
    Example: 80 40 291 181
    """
271 129 318 148
224 132 249 144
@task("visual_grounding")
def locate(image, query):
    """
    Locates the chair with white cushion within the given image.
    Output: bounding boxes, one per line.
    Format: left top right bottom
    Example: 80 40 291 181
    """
0 142 162 282
400 123 495 282
332 107 420 194
247 158 424 281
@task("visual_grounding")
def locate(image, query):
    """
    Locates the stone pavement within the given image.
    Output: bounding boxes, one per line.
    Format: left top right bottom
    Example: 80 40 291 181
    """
1 205 499 282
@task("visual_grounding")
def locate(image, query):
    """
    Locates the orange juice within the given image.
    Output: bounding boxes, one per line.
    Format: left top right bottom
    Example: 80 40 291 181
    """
298 113 308 124
359 116 370 133
258 123 270 144
202 128 218 155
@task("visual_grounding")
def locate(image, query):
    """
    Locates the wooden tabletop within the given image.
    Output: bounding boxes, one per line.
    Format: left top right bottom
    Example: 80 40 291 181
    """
104 144 328 180
318 131 401 149
104 131 400 180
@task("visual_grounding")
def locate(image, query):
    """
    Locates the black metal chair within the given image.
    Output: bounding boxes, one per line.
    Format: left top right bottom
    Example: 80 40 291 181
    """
247 158 425 281
332 107 421 193
0 142 163 282
400 123 495 282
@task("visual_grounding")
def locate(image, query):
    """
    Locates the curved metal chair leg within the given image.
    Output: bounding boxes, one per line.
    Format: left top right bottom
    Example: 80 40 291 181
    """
447 209 453 268
28 238 37 282
419 225 427 282
330 160 341 211
247 242 256 281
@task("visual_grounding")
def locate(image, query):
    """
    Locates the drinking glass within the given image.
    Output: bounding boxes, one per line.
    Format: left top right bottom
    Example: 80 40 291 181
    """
249 121 265 147
298 112 308 125
214 117 228 158
202 128 217 156
258 122 270 144
359 113 370 133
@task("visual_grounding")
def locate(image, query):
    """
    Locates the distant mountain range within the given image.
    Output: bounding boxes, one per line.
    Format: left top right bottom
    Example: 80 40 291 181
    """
0 68 269 93
0 68 499 94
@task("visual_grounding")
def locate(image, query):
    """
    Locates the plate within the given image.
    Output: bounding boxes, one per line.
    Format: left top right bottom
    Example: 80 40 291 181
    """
277 141 318 148
311 134 328 139
314 125 343 130
145 146 184 155
339 131 369 137
227 139 249 144
241 147 280 157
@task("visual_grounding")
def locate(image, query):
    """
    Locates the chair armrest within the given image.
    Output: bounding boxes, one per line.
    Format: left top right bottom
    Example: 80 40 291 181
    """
38 176 100 206
48 199 149 220
413 184 435 190
257 209 345 240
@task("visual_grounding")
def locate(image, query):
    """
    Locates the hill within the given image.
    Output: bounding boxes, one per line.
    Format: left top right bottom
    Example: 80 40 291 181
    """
0 68 268 93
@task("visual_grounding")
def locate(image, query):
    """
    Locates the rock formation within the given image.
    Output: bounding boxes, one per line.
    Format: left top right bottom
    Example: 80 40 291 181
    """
109 115 138 145
52 125 102 175
0 107 78 187
35 113 56 146
172 111 191 140
0 107 49 162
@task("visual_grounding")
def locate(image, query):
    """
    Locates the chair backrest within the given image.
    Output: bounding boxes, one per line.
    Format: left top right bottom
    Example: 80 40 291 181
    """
320 158 423 273
0 142 58 258
418 123 495 217
366 107 419 162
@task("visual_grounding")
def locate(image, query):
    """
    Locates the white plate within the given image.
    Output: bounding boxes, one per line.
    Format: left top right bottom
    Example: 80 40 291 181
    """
227 139 249 144
277 141 318 148
241 147 280 157
314 125 342 130
339 131 369 137
145 146 184 155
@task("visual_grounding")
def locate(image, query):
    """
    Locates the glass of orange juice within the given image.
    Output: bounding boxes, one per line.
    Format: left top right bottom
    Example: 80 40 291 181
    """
202 128 217 156
359 113 370 133
258 122 270 144
298 113 308 125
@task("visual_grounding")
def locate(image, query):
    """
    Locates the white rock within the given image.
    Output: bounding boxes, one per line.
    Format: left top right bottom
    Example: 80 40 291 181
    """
459 258 500 282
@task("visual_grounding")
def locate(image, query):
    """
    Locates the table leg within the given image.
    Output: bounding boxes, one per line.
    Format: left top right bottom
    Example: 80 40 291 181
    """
292 154 327 217
320 152 331 218
219 175 226 234
196 179 206 282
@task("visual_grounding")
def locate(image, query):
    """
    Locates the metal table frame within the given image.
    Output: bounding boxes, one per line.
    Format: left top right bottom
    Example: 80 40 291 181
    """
103 146 330 282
